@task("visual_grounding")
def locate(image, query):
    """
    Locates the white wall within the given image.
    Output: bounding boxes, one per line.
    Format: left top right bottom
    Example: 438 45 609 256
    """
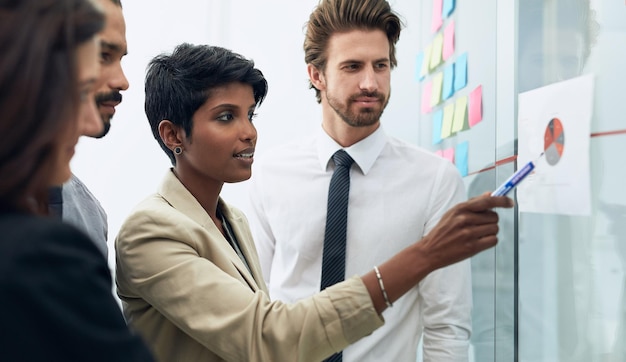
70 0 422 269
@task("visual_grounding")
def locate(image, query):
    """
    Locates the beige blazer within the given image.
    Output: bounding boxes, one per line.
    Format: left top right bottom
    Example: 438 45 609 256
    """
115 170 383 362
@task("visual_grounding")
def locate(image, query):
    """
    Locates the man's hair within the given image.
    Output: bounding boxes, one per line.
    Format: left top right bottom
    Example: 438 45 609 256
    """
303 0 403 103
145 43 268 166
0 0 104 213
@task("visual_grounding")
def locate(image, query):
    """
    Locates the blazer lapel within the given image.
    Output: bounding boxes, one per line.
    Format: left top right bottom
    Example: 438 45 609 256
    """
219 202 268 294
157 169 262 291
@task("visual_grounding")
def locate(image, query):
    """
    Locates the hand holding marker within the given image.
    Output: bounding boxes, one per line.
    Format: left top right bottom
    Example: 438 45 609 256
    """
491 152 545 197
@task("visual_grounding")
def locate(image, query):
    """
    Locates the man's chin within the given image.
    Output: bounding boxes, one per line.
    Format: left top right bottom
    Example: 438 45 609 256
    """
92 118 111 139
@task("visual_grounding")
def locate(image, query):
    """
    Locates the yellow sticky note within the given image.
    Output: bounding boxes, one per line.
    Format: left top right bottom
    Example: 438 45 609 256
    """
429 32 444 70
441 102 455 139
421 43 433 76
430 72 443 107
452 95 468 133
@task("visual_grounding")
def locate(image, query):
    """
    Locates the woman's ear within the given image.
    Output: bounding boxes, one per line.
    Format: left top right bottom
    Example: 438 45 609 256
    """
307 63 325 91
158 120 183 151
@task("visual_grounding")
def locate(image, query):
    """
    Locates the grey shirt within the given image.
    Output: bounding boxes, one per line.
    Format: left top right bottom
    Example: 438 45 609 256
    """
61 174 108 257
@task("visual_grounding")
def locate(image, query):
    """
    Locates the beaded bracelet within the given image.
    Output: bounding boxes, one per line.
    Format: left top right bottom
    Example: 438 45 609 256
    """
373 265 393 308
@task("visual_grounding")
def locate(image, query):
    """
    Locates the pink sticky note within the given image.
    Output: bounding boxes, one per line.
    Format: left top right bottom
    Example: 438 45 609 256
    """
469 85 483 127
435 149 444 157
442 147 455 163
442 20 455 61
421 81 433 114
431 0 443 33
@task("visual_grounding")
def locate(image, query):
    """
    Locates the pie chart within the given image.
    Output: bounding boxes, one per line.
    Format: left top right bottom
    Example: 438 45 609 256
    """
544 117 564 166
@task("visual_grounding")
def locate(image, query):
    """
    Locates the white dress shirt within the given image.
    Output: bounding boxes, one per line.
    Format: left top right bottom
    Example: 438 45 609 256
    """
248 126 471 362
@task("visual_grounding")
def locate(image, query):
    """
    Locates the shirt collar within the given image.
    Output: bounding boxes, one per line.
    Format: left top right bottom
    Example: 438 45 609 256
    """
315 126 387 175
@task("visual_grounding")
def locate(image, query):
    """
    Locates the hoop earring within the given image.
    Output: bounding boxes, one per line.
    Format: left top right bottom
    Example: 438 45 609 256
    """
174 146 183 155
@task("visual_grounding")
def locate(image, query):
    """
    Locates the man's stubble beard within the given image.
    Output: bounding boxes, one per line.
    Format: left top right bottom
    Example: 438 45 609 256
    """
93 90 122 138
94 116 111 139
325 90 390 128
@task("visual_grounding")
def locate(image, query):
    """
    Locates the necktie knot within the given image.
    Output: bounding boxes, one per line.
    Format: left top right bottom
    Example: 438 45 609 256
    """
332 150 354 169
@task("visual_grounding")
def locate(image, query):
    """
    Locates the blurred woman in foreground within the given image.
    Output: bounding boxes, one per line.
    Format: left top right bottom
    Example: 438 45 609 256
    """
0 0 153 360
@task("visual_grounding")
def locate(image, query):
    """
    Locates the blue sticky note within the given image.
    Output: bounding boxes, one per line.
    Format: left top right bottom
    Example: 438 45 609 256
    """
432 109 444 145
442 63 455 100
443 0 456 17
455 141 469 177
415 52 425 82
454 52 468 92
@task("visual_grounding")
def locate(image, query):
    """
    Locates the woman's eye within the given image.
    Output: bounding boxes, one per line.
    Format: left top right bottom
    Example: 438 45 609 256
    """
216 113 234 122
248 112 258 121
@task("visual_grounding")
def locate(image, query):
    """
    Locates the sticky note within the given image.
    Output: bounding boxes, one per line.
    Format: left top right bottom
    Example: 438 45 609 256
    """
421 81 433 114
442 147 455 163
430 72 443 107
430 32 444 70
452 95 468 133
434 149 443 157
443 0 456 17
432 109 444 145
441 102 455 139
442 63 455 100
455 141 469 177
415 52 425 82
431 0 443 33
442 20 455 61
454 52 468 91
469 85 483 127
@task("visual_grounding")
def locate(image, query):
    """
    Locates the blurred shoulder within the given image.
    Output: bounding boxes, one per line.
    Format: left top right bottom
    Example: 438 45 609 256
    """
0 213 102 275
1 213 88 244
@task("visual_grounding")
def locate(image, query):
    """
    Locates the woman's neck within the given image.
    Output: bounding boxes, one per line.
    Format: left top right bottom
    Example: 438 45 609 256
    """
172 167 222 220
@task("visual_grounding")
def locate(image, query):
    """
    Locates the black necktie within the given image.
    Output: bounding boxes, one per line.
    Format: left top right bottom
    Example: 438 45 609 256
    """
321 150 354 362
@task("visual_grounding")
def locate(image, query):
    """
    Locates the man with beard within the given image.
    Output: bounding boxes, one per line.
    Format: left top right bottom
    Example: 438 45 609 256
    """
247 0 471 361
49 0 128 256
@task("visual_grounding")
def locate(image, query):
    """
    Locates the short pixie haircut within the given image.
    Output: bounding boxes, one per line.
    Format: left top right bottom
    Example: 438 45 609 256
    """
144 43 268 165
